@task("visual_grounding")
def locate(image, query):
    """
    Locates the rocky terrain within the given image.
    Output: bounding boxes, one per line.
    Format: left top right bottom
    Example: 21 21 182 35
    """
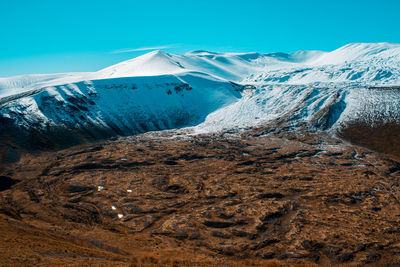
1 128 400 266
1 43 400 266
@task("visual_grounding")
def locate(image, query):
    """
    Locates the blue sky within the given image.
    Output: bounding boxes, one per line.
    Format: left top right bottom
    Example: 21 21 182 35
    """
1 0 399 77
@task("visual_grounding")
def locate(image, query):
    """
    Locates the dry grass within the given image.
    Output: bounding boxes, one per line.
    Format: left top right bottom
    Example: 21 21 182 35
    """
1 131 400 266
339 120 400 159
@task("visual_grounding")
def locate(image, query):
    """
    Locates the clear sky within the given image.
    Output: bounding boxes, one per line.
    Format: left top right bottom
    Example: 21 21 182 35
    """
1 0 399 77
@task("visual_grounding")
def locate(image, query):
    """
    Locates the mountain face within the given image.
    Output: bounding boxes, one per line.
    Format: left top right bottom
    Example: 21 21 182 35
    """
3 43 400 267
0 73 241 150
1 42 400 151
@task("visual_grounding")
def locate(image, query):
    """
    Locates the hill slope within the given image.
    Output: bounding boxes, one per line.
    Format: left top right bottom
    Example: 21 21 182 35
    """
0 72 241 150
1 42 400 153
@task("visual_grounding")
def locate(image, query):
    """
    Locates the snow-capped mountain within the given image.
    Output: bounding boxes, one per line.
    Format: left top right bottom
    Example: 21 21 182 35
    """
1 42 399 149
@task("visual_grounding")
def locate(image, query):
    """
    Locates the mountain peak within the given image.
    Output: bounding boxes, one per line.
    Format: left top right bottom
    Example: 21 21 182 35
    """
145 49 170 57
94 50 182 78
308 42 400 65
342 42 400 48
186 50 219 55
3 42 400 99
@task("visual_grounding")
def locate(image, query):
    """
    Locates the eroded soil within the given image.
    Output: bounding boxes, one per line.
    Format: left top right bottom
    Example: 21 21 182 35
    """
1 131 400 266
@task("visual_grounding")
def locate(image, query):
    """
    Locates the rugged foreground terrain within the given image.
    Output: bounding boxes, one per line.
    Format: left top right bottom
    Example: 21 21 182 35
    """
1 129 400 266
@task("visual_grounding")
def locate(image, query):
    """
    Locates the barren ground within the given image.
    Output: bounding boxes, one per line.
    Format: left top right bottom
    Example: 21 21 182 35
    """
1 129 400 266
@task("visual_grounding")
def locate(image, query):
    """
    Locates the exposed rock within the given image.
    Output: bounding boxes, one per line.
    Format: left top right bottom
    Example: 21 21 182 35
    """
64 182 93 193
337 252 354 263
262 251 275 259
203 220 235 228
0 176 19 191
365 251 381 262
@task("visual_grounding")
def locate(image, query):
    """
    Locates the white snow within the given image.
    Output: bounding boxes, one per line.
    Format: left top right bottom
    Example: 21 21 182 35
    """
310 42 400 66
0 71 241 139
1 42 400 136
0 73 90 98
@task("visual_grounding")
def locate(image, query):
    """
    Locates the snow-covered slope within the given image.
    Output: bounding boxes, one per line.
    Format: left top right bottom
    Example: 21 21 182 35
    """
0 73 88 98
1 42 400 149
93 50 267 81
247 43 400 86
196 84 400 134
0 72 241 149
2 42 399 96
311 42 400 65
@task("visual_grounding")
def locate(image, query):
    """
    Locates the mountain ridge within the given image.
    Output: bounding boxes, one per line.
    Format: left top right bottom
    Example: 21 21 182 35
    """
1 42 400 155
2 42 400 98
